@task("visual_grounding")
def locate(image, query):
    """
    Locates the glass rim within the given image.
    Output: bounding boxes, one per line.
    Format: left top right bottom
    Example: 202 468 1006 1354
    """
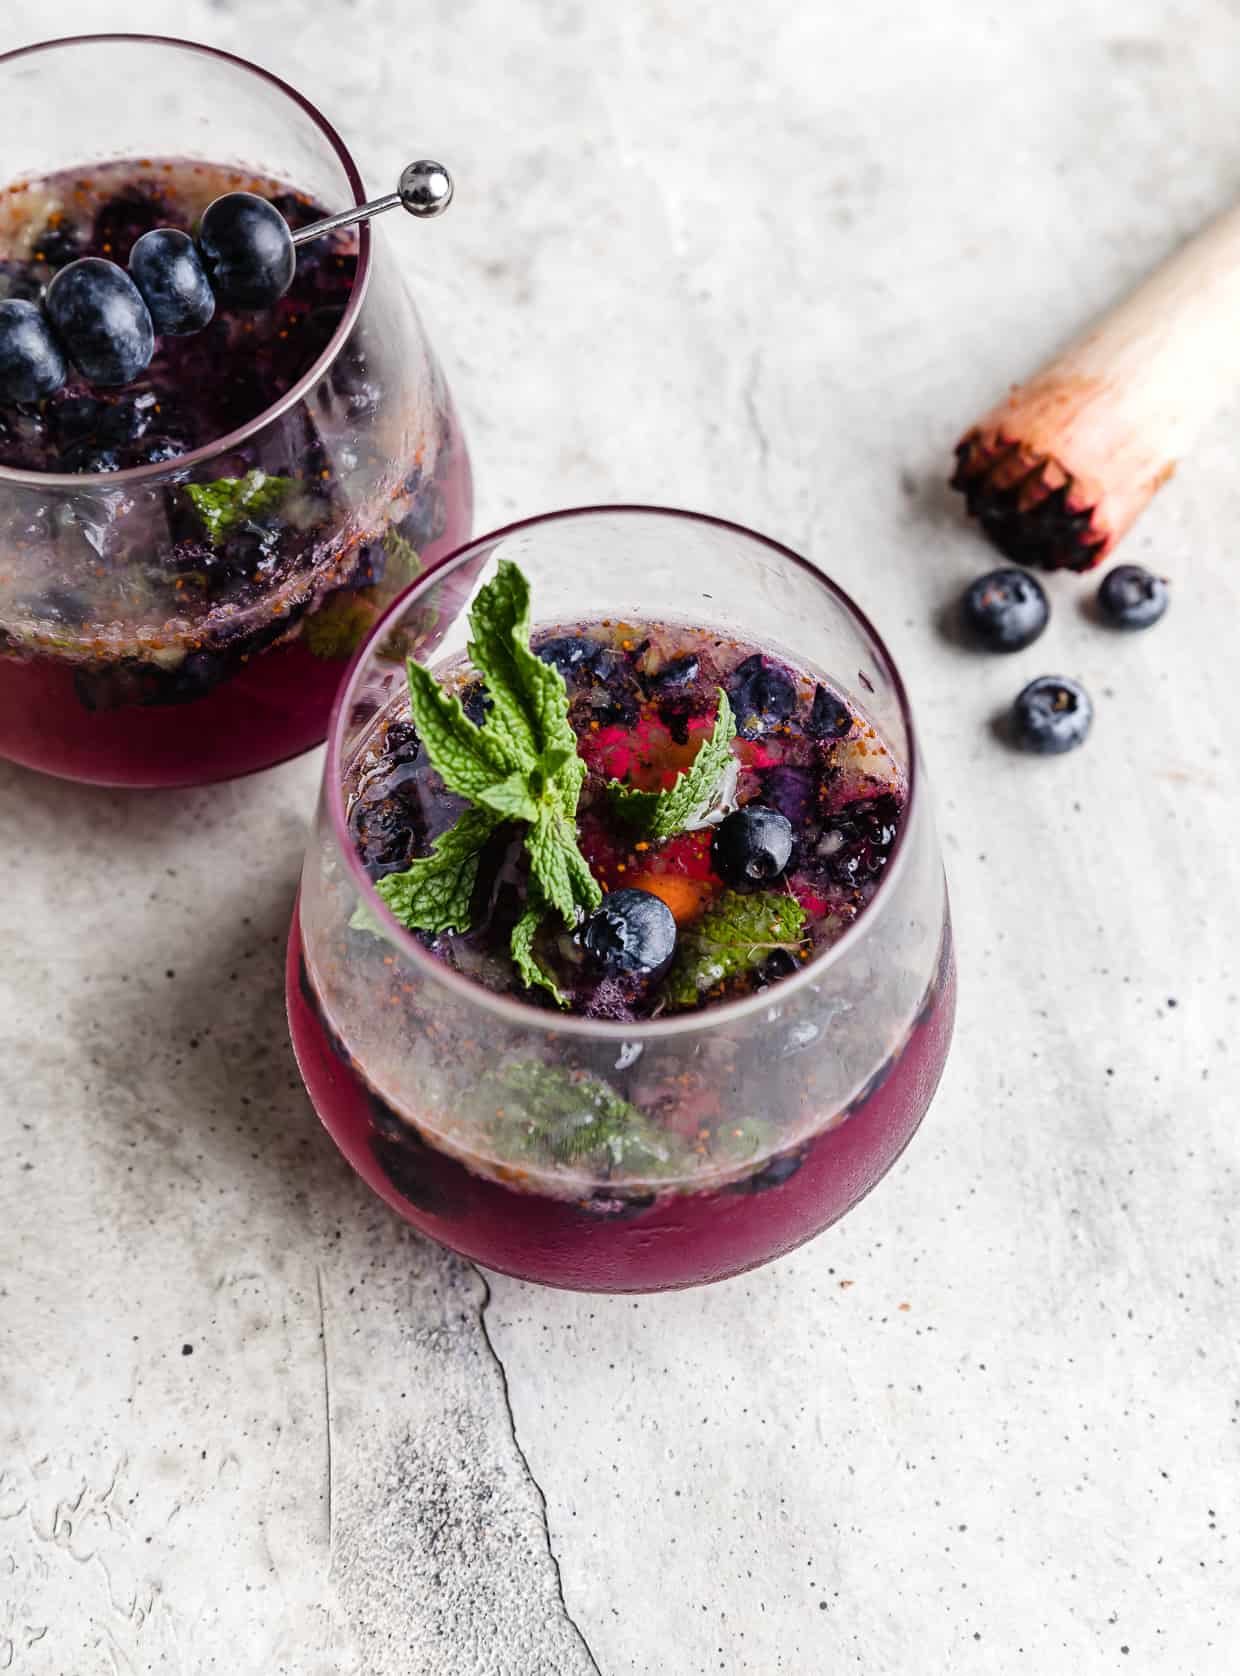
0 32 371 490
324 504 925 1042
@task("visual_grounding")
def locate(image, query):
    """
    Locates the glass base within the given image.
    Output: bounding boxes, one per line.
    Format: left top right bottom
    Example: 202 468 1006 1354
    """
286 910 956 1293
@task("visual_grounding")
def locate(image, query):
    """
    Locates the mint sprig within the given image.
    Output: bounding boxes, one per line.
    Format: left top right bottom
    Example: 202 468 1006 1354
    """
365 561 600 1001
607 689 737 838
184 470 291 545
485 1061 682 1175
665 890 808 1009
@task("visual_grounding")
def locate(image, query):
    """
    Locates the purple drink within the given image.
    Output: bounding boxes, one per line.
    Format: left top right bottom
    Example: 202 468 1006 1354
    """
0 147 471 785
288 510 956 1291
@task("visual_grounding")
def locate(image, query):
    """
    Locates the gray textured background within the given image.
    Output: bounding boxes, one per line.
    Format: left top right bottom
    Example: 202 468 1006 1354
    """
2 2 1238 1672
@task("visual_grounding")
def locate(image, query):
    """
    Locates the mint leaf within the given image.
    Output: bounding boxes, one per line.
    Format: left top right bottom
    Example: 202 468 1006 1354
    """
382 524 424 585
303 591 378 661
184 470 291 545
665 890 808 1008
372 807 500 934
608 688 737 838
510 892 565 1005
476 769 539 823
485 1061 681 1175
527 804 601 924
384 561 602 1005
404 656 516 802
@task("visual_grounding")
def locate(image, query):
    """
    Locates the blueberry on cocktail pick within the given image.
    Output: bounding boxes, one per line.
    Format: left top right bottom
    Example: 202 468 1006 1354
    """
45 258 155 386
581 889 677 981
129 228 215 334
198 159 455 311
0 298 68 401
197 192 297 309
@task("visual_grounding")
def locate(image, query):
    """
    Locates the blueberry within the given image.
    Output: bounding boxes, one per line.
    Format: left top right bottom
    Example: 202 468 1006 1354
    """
0 298 68 402
129 228 215 335
45 258 154 386
1011 676 1093 755
1097 564 1169 631
806 683 852 740
198 192 296 309
728 653 797 738
962 567 1049 651
711 805 794 889
536 635 599 681
580 888 677 980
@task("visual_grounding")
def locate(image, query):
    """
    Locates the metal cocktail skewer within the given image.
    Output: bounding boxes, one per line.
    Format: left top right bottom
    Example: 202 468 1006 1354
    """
289 160 454 247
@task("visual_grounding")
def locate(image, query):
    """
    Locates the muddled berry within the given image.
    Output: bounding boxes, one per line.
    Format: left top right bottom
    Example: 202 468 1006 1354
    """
815 793 901 888
129 228 215 335
760 765 813 827
1097 564 1169 631
45 258 155 386
580 888 677 980
536 635 599 681
728 653 797 738
962 567 1049 651
649 652 699 691
91 187 164 264
126 434 188 467
198 191 296 309
806 683 852 740
0 298 68 402
60 440 123 474
711 805 794 889
350 790 421 880
726 1149 806 1195
32 220 84 268
461 679 492 726
756 948 799 986
1011 676 1093 754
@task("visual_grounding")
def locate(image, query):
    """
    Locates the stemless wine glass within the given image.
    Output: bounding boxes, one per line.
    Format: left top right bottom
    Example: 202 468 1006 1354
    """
288 508 956 1292
0 35 471 787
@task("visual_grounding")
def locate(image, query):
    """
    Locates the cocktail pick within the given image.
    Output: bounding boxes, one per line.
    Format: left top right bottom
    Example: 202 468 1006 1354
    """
289 160 454 247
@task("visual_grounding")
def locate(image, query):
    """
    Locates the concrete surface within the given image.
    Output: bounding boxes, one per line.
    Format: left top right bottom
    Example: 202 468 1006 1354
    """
2 1 1238 1671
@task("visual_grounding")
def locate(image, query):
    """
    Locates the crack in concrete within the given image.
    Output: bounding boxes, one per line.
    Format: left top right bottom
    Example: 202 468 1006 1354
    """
472 1267 603 1676
316 1265 334 1551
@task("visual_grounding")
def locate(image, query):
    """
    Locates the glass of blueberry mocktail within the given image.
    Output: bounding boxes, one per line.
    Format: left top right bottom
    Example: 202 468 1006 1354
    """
0 36 471 786
288 508 955 1291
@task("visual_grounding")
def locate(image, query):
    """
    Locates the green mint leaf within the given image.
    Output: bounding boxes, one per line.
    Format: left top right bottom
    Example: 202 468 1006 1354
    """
477 769 540 823
485 1061 682 1175
665 889 808 1008
510 893 566 1006
184 470 291 546
527 804 601 926
608 688 737 838
466 559 541 769
405 656 517 802
382 524 424 585
303 591 378 661
372 807 501 934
